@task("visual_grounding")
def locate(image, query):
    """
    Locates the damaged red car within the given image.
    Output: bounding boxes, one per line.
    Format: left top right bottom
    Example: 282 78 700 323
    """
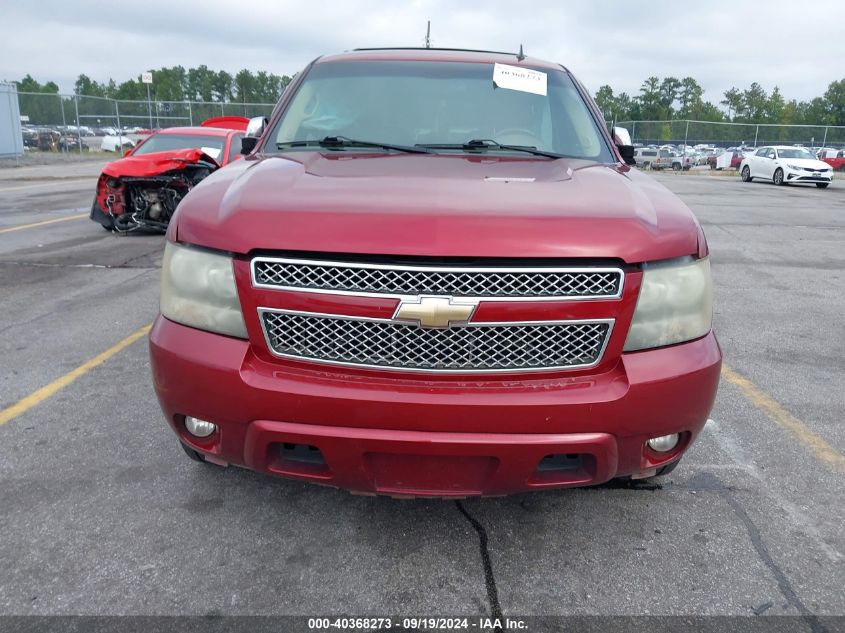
90 117 248 232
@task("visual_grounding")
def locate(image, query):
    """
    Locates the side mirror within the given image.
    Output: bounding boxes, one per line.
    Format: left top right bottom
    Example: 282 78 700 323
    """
612 126 636 166
245 116 267 138
241 116 268 155
123 149 132 157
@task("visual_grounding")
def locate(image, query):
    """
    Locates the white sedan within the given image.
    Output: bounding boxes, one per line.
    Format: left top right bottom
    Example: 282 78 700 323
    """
740 146 833 188
100 134 136 153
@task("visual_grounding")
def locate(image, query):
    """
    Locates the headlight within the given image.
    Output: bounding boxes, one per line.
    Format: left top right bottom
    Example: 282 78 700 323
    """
623 257 712 352
160 241 247 338
786 164 802 171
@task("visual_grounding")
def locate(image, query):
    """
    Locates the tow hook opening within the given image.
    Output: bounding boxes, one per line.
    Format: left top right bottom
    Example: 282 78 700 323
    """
529 453 595 486
270 442 331 479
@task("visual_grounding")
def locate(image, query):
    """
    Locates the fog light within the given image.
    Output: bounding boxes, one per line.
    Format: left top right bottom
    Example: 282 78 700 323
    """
647 433 680 452
185 416 217 438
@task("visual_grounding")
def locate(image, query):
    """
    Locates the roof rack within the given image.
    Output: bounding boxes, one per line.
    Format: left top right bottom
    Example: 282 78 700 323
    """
353 46 522 57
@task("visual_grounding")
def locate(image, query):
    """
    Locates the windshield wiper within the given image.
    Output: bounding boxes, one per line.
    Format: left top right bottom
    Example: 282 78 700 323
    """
417 139 566 159
277 136 432 154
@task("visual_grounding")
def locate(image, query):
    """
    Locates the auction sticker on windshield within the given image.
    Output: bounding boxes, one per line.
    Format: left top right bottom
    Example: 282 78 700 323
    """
492 63 547 96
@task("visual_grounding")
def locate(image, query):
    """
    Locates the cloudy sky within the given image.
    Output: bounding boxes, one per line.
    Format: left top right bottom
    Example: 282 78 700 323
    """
2 0 843 104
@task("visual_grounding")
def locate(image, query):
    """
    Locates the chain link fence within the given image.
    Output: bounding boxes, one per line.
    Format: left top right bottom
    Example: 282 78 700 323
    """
616 119 845 150
17 91 276 154
16 92 845 156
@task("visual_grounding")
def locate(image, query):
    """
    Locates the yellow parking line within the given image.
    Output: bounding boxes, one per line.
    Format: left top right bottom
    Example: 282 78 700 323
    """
0 178 92 193
721 364 845 472
0 324 152 427
0 213 88 234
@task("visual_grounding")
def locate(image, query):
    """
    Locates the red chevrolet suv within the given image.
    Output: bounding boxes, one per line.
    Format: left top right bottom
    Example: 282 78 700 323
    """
149 48 721 496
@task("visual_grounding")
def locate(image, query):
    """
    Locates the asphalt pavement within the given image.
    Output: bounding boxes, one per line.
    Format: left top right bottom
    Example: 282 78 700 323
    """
0 163 842 623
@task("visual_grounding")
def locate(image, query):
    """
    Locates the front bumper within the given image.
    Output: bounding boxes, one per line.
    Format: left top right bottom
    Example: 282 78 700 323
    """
89 199 114 229
784 168 832 183
150 317 721 496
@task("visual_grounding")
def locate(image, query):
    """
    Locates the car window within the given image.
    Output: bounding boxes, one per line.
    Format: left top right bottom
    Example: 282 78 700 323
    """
755 148 769 157
133 133 226 160
227 133 244 163
777 148 815 160
269 60 614 161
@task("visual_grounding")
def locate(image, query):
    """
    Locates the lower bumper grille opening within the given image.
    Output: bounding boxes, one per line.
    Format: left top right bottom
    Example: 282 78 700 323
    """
530 453 595 486
537 453 583 472
270 442 330 478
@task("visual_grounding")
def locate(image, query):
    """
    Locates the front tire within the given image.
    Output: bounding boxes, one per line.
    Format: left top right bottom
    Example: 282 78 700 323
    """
654 459 681 477
816 183 829 189
741 166 752 182
180 442 207 463
773 168 785 186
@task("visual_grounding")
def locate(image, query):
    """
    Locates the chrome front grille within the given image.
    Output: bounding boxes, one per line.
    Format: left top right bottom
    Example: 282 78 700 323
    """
252 257 623 300
259 310 613 373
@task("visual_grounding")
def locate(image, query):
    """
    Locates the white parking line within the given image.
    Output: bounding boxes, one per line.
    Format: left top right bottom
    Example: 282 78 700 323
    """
0 213 88 234
0 178 93 193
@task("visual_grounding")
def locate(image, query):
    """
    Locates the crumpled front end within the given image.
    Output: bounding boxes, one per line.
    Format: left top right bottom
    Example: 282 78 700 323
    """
91 149 219 232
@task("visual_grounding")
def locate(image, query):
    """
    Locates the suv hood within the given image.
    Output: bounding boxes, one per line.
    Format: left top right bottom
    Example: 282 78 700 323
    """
174 153 703 263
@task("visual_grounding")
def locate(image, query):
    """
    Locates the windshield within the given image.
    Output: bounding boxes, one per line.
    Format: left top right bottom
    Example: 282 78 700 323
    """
267 60 613 161
133 133 226 161
777 148 815 160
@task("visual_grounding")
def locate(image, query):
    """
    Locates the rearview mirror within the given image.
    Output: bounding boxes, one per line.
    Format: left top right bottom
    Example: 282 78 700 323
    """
612 126 636 166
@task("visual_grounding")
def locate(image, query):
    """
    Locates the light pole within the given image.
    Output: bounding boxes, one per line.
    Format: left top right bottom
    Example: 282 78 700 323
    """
142 71 153 129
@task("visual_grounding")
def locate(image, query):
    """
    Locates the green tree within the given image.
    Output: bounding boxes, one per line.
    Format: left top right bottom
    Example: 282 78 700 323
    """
594 85 615 119
678 77 703 118
740 82 768 121
658 76 681 113
638 76 662 120
721 88 743 120
823 79 845 125
766 86 784 123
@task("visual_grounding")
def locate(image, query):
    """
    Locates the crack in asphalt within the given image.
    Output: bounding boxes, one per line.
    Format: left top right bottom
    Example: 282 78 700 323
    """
0 267 155 336
0 260 158 270
455 501 503 626
691 472 827 633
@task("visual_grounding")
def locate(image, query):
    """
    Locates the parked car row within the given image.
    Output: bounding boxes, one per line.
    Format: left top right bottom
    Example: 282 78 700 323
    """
19 124 158 152
633 142 845 173
21 125 91 152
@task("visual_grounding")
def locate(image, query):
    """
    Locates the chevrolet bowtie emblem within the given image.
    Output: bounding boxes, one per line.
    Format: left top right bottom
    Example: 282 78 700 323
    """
393 296 478 329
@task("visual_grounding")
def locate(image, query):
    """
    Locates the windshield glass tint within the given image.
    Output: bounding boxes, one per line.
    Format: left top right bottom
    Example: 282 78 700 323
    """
269 60 612 160
133 134 226 160
777 148 815 160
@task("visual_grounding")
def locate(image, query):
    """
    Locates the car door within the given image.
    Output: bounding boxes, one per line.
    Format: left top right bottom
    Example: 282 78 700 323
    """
749 148 766 177
763 148 779 179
